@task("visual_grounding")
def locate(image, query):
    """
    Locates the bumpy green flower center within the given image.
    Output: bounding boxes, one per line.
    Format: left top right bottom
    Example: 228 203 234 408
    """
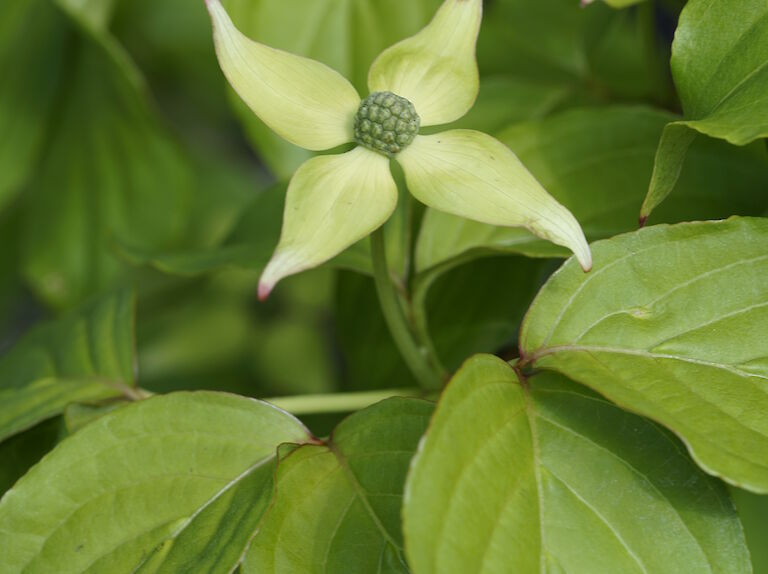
354 92 420 157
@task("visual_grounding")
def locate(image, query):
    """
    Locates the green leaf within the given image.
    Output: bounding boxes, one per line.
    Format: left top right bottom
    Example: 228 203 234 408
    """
122 183 285 277
335 272 417 392
0 392 311 573
20 18 193 308
520 217 768 493
440 76 572 135
672 0 768 146
730 487 768 573
417 256 546 373
55 0 116 31
222 0 441 178
404 355 750 573
0 0 67 214
244 397 434 573
416 106 768 274
0 288 135 442
0 418 60 496
642 0 768 217
639 123 697 223
478 0 670 103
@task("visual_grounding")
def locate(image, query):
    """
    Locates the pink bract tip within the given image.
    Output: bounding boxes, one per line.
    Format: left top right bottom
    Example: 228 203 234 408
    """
257 282 273 302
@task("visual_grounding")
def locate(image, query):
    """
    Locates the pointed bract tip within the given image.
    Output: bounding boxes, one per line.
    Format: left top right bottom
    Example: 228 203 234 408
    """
578 253 593 273
638 214 648 228
257 282 273 302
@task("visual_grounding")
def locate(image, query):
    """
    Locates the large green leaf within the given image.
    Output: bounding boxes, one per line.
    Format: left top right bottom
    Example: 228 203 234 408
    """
0 0 67 214
0 392 310 573
244 397 434 573
19 13 193 309
641 0 768 218
0 288 135 442
520 217 768 493
404 355 750 573
415 106 768 274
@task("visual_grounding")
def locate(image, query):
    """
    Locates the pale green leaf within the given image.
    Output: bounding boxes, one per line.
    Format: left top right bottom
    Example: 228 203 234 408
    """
415 106 768 274
0 289 135 442
244 397 434 573
207 0 361 152
521 217 768 493
368 0 481 127
404 355 750 573
259 147 398 298
400 129 592 271
0 392 311 573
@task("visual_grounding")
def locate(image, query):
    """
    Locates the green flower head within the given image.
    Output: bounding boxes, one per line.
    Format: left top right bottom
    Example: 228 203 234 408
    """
205 0 592 300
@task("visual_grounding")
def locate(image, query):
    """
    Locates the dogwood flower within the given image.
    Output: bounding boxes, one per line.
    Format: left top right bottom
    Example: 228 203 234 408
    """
205 0 592 300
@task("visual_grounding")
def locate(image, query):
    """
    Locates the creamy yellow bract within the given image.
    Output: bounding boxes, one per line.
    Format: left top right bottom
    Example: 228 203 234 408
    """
205 0 592 300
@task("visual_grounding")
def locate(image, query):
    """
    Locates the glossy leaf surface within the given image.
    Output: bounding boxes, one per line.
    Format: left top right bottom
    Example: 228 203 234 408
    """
521 218 768 492
0 392 310 573
404 355 750 573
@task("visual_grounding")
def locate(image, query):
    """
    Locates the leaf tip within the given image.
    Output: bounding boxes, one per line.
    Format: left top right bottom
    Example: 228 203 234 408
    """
638 214 648 228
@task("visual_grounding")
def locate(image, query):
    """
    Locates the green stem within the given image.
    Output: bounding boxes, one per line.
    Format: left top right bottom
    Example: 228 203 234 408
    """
370 227 443 390
263 388 425 415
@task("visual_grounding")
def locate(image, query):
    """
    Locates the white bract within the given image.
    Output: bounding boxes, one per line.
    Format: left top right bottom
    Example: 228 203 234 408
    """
206 0 592 299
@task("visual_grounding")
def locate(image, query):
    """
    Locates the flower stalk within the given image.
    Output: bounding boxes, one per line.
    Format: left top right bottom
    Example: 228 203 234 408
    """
370 228 444 390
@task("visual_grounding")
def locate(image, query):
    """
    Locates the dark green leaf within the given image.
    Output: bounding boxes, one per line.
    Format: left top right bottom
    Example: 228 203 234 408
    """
0 0 67 213
731 487 768 573
0 418 60 496
244 397 434 573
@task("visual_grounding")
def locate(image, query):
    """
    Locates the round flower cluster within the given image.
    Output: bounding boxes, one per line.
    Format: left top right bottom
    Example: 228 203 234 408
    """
354 92 421 157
